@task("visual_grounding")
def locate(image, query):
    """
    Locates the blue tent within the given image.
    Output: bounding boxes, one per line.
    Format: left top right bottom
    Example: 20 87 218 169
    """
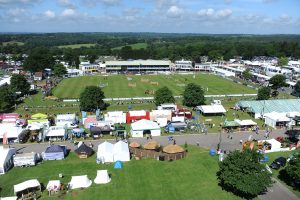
114 160 123 169
43 145 67 160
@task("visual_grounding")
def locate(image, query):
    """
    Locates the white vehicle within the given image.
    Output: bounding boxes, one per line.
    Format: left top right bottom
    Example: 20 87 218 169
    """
13 152 38 167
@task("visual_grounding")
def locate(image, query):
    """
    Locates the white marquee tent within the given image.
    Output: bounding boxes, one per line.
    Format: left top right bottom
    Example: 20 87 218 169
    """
196 105 226 115
69 175 92 189
264 112 291 128
14 179 41 195
130 119 161 138
0 146 16 175
94 170 111 184
97 141 114 163
104 111 126 124
113 141 130 162
0 125 24 141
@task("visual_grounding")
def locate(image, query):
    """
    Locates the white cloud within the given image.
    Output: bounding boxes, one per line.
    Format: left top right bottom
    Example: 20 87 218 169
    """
44 10 55 18
81 0 121 7
7 8 26 17
61 8 76 17
167 5 183 18
123 8 140 16
216 9 232 18
57 0 75 8
197 8 232 19
197 8 214 17
0 0 40 6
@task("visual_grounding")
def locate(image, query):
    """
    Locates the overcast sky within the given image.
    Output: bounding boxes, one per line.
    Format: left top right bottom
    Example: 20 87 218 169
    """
0 0 299 34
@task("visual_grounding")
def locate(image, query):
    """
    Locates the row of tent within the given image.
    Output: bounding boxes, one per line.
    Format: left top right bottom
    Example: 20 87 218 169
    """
4 170 113 199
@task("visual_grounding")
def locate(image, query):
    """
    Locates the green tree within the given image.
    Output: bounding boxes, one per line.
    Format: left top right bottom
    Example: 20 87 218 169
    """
53 64 67 78
294 81 300 94
217 149 272 199
10 74 30 95
208 50 222 61
182 83 205 107
23 47 55 72
281 154 300 188
154 86 175 106
257 86 271 100
242 68 252 80
79 86 106 111
0 85 15 112
278 57 288 66
269 74 287 90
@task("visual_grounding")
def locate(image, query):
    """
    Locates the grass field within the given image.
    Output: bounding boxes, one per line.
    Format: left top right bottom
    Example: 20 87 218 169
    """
53 74 256 99
0 146 240 200
1 41 24 46
58 43 97 49
112 42 148 50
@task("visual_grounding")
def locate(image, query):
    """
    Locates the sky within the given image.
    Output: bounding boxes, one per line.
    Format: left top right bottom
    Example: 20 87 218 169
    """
0 0 299 34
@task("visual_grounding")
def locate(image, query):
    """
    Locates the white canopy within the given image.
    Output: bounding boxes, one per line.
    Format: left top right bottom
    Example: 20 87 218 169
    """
94 170 111 184
0 197 18 200
234 119 257 126
46 126 65 137
197 105 226 114
129 110 146 116
14 179 40 194
265 112 290 122
113 141 130 162
46 180 61 191
131 119 160 131
0 125 23 139
69 175 92 189
97 141 114 163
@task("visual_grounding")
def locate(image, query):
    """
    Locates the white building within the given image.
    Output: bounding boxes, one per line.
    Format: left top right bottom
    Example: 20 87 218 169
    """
105 60 171 72
65 68 83 78
175 59 193 71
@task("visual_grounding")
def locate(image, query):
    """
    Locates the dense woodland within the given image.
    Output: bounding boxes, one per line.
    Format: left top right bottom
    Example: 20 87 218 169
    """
1 33 300 72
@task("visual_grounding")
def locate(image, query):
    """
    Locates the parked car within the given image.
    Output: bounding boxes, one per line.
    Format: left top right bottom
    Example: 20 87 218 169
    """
269 157 287 169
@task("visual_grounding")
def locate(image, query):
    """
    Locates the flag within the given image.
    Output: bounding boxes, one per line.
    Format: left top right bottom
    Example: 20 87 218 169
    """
2 132 7 145
81 111 87 118
96 109 100 118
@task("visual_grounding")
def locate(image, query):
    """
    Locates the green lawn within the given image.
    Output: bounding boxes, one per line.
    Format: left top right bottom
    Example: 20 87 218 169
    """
0 146 240 200
112 42 148 50
58 43 97 49
1 41 24 46
53 74 256 99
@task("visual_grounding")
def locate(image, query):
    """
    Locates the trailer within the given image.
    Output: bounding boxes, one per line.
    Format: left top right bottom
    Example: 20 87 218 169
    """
13 152 38 167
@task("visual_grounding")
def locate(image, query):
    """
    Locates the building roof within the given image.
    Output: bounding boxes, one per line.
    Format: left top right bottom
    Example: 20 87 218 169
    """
131 119 160 131
45 145 65 153
237 99 300 114
105 60 170 66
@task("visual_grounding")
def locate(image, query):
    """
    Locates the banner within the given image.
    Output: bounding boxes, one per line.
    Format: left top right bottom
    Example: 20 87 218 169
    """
96 109 100 118
2 132 7 145
81 111 87 118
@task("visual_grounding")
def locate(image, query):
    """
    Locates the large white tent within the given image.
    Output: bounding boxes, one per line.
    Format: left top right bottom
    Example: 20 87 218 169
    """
130 119 161 138
45 126 66 139
0 146 16 175
196 105 226 115
264 112 291 128
94 170 111 184
69 175 92 189
104 111 126 124
0 125 24 142
97 141 114 163
113 141 130 162
14 179 41 195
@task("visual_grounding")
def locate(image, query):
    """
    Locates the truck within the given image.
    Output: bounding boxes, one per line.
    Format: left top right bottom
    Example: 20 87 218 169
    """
164 121 187 133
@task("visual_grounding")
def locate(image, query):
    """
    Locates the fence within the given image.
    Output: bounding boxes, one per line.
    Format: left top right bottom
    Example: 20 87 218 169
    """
129 147 186 161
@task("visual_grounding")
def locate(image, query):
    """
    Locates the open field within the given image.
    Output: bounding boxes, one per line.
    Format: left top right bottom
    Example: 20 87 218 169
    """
0 146 240 200
1 41 24 46
53 74 256 99
112 42 148 50
58 43 97 49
